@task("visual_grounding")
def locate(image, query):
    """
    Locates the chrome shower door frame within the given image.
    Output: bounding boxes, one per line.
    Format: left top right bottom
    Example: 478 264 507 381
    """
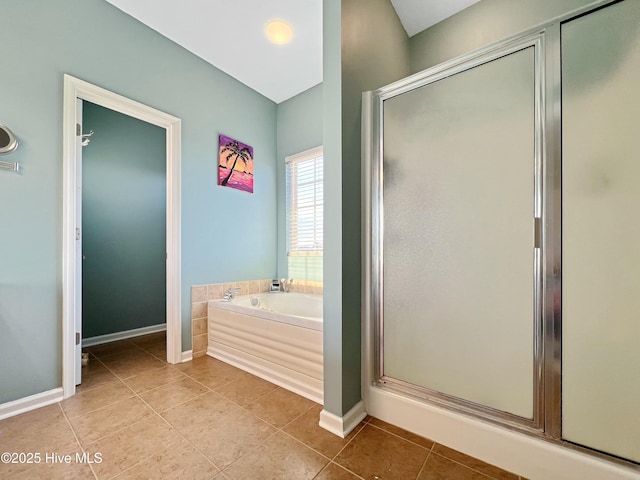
368 32 547 434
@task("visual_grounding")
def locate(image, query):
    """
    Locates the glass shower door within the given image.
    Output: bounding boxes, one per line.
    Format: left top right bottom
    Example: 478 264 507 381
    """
380 42 540 422
562 0 640 462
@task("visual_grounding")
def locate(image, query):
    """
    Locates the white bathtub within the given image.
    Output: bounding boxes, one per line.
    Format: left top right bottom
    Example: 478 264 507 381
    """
208 293 323 403
211 293 322 330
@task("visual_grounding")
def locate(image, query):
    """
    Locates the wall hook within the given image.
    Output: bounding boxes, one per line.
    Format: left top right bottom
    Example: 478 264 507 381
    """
81 130 94 147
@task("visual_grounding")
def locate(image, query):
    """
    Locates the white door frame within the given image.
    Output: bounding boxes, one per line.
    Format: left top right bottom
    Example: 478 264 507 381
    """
62 74 182 398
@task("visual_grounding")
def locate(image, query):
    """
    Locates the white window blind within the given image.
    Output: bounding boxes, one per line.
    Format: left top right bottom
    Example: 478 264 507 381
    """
286 146 323 255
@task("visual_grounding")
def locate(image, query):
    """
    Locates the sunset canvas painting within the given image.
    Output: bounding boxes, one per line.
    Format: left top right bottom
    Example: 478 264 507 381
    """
218 134 254 193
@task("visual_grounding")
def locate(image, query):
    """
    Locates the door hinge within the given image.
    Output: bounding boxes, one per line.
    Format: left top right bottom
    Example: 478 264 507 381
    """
534 217 542 249
76 228 81 240
76 332 80 346
76 123 81 136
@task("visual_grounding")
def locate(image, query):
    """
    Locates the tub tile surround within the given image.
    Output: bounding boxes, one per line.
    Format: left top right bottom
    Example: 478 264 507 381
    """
0 332 526 479
191 278 323 357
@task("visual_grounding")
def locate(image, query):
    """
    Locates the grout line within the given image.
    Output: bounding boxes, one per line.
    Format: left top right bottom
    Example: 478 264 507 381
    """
111 363 223 478
327 461 367 480
269 402 317 430
73 355 121 395
311 461 333 479
132 373 192 397
428 451 502 480
57 402 99 480
76 405 156 448
146 390 211 416
64 337 515 480
118 394 222 478
277 427 336 463
152 412 223 475
415 450 432 480
61 380 137 421
87 341 147 361
218 428 281 475
327 420 367 463
365 422 433 451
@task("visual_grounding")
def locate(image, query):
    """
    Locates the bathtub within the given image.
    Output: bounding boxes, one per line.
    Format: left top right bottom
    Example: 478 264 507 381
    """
208 293 323 403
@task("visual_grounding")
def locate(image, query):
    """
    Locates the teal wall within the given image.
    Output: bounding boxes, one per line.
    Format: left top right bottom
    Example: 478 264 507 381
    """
340 0 410 414
82 102 166 339
323 0 410 416
0 0 277 404
276 84 323 279
322 0 344 415
409 0 595 73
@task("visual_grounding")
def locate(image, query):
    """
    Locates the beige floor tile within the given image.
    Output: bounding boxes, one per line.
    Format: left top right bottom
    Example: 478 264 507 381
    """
181 407 276 469
76 359 119 393
68 396 154 446
214 374 278 406
334 424 429 480
61 381 134 418
115 439 218 480
141 343 166 360
140 377 209 412
224 431 327 480
0 403 62 447
98 347 158 367
1 332 518 480
101 351 167 379
122 365 186 394
244 386 316 428
11 452 96 480
0 438 83 479
418 453 489 480
432 445 518 480
314 462 364 480
0 404 78 455
86 340 139 359
368 417 434 449
128 331 165 348
161 391 239 430
178 357 250 390
176 355 236 375
283 405 364 458
86 415 182 479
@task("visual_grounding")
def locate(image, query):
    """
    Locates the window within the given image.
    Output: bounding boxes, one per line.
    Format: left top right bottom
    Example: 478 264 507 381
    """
286 146 323 280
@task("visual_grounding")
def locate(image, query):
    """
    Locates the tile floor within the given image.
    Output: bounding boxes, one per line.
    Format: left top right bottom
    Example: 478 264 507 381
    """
0 332 526 479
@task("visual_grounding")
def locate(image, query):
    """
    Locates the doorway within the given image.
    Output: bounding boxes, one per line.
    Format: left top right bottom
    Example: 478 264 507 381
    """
62 75 182 398
81 101 166 352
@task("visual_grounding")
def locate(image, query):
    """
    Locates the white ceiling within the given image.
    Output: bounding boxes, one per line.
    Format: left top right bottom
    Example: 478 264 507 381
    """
105 0 477 104
391 0 482 37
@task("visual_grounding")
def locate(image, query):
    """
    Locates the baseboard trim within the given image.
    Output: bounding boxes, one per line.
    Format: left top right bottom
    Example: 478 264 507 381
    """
82 324 166 347
0 388 64 421
319 400 367 438
181 350 193 362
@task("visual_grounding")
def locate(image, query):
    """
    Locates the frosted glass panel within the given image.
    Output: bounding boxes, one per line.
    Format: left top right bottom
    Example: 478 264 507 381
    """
382 48 535 418
562 1 640 462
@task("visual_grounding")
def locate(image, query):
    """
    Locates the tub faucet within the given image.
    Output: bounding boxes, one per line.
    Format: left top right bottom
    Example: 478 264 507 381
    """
280 278 293 292
223 287 241 301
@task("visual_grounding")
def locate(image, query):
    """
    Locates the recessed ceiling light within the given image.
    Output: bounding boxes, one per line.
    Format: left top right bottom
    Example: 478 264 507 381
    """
265 20 293 45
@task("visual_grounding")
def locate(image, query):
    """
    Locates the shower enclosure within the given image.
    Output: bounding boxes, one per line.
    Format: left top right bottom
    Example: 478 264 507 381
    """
364 0 639 467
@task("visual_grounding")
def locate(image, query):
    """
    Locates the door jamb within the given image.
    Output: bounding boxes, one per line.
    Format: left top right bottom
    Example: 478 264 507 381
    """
62 74 182 398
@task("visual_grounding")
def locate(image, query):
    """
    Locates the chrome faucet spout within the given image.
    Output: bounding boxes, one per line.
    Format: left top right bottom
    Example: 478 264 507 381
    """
223 287 241 301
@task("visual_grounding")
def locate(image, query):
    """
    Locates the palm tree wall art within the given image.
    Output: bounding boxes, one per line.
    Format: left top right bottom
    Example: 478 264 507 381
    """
218 134 254 193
